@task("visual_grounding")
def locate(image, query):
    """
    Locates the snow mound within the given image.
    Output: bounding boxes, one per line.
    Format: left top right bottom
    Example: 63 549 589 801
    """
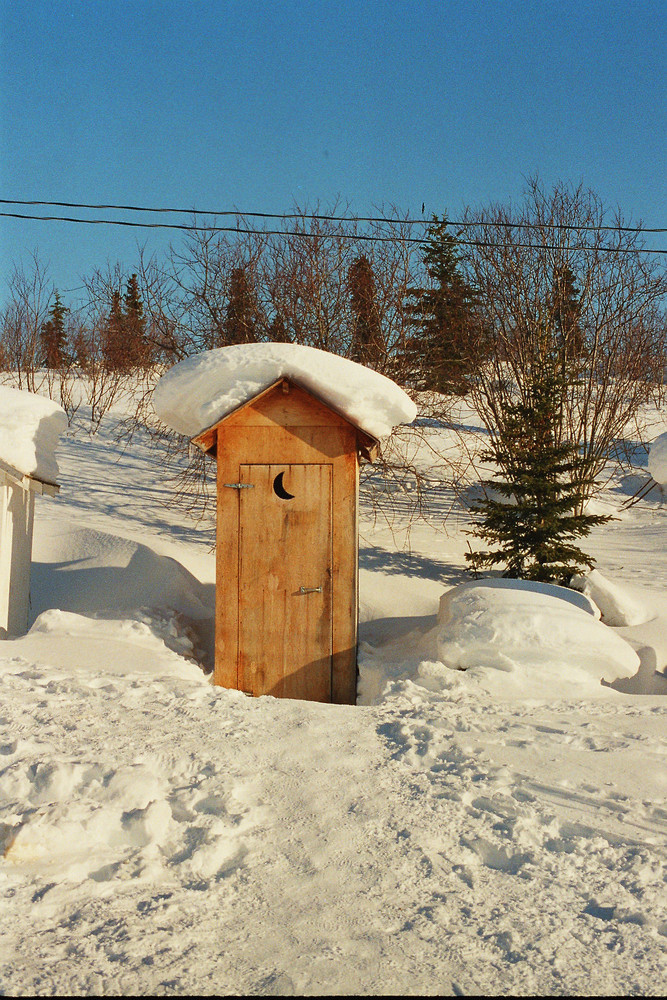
0 386 66 483
152 342 418 441
437 578 639 686
648 431 667 488
24 609 203 680
30 524 214 623
570 569 650 627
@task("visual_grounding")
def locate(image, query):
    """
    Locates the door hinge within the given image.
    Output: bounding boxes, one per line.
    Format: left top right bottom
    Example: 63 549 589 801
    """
223 482 255 489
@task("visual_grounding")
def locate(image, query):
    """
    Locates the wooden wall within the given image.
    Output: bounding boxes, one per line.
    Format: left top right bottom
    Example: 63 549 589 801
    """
212 381 359 704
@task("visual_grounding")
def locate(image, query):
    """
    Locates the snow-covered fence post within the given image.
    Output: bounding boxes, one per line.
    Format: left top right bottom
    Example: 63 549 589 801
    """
0 388 65 638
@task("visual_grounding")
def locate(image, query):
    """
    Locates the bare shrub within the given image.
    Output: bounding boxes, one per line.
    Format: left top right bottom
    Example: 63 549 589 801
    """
460 178 667 501
0 253 52 391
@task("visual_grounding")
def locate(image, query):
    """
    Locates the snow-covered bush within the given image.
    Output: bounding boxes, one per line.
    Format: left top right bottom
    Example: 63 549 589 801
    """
436 578 639 685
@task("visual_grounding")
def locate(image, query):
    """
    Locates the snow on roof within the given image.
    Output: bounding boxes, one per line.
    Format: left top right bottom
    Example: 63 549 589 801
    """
648 431 667 488
0 386 67 485
152 343 418 441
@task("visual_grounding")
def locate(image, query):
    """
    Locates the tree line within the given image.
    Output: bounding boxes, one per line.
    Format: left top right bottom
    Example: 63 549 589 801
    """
2 179 666 581
0 204 490 393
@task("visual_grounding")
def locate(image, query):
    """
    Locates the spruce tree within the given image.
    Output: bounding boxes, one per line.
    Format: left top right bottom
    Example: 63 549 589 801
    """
40 290 68 368
404 216 480 394
123 273 147 366
221 266 261 345
348 255 383 366
102 290 126 369
268 311 291 343
466 350 611 584
551 264 584 361
102 276 149 369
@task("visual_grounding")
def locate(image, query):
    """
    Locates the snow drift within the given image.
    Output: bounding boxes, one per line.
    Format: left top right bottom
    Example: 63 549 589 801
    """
1 379 666 996
648 430 667 488
437 578 639 685
570 568 650 627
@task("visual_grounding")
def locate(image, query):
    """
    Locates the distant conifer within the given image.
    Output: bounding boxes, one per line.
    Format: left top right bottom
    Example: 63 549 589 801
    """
268 311 291 343
348 255 383 366
123 273 148 365
102 276 150 369
102 290 126 369
404 217 482 394
222 266 261 345
40 290 68 368
551 264 584 361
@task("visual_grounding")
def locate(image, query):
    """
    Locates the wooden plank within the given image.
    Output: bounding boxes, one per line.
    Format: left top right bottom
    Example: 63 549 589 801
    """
331 449 359 704
191 425 217 455
214 430 240 689
25 478 59 497
0 457 60 495
238 464 333 701
195 379 380 453
0 482 34 638
219 424 355 464
0 482 11 639
240 382 356 428
0 457 28 488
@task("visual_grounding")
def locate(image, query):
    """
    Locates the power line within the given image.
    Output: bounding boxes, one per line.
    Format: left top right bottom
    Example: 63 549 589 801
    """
1 197 666 235
1 209 666 254
0 210 419 242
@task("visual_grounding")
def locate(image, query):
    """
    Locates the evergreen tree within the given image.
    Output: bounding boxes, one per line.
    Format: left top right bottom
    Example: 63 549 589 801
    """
466 350 611 584
123 273 148 365
40 290 68 368
348 255 383 365
71 328 91 371
221 266 261 345
268 311 291 343
102 290 126 369
404 216 480 394
102 276 150 369
551 264 584 361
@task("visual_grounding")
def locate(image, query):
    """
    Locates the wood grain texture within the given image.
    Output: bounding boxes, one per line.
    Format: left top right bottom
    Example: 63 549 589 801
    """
331 449 358 705
214 436 241 689
238 464 333 701
211 379 362 704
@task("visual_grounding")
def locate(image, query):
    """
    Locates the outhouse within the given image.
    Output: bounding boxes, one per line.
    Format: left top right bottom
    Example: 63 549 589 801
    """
153 343 417 704
0 387 66 639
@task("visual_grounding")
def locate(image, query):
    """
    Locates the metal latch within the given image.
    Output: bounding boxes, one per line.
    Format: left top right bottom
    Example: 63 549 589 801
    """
223 483 255 489
299 586 323 594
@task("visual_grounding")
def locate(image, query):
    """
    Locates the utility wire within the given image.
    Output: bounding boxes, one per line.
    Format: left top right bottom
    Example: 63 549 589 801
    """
0 210 420 242
2 210 666 254
1 198 666 235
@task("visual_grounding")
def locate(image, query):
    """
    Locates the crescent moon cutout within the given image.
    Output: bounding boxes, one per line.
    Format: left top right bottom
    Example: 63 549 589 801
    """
273 472 295 500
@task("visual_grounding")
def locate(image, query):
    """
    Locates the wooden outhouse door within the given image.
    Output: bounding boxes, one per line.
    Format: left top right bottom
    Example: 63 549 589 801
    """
238 463 333 700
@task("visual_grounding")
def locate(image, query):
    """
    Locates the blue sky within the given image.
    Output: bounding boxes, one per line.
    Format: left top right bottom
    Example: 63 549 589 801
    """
1 0 665 300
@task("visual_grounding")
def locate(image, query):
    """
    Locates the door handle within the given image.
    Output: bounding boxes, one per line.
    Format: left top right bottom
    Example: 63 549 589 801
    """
299 586 322 594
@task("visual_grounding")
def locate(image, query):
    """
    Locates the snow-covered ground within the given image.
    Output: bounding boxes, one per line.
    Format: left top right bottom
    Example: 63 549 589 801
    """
1 390 666 996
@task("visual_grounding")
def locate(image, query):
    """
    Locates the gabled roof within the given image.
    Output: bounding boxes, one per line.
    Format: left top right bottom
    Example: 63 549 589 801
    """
192 377 379 461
